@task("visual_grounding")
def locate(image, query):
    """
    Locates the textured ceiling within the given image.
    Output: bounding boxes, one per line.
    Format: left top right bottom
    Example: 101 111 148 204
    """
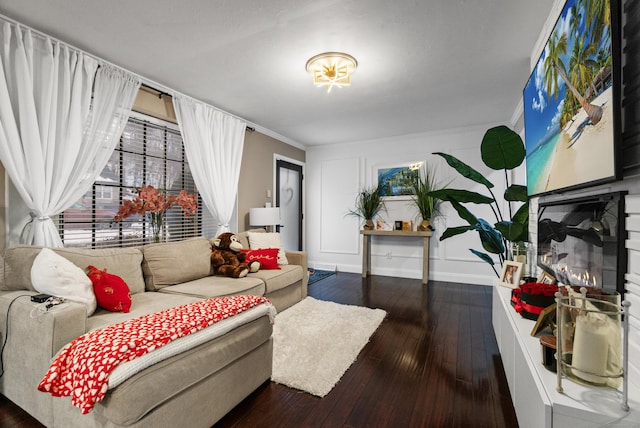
0 0 555 147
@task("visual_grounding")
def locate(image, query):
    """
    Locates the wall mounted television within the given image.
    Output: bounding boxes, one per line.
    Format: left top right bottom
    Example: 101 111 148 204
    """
522 0 622 197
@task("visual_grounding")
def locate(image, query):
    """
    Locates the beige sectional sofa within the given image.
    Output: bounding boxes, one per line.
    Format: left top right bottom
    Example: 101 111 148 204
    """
0 230 307 427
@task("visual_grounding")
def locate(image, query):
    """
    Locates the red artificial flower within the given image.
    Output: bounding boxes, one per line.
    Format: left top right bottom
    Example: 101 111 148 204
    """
519 282 558 297
113 185 197 242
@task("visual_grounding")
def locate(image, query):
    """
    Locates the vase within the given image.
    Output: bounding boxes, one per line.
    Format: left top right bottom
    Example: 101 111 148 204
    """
363 219 375 230
418 219 432 231
150 212 164 243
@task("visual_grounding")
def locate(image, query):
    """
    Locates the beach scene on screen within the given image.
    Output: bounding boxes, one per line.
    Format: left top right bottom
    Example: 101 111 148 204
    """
523 0 615 196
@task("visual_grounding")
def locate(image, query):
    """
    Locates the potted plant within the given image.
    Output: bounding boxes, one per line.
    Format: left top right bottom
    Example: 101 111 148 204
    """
428 125 529 277
410 164 448 231
348 185 386 230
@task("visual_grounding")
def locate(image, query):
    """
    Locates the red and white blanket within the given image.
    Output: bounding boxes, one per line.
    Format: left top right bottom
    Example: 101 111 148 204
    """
38 295 270 414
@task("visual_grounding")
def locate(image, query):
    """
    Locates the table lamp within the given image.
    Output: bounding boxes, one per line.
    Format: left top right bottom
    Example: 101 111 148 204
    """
250 207 280 232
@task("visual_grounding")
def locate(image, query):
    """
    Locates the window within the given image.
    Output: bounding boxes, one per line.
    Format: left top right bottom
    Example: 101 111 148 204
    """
60 115 201 248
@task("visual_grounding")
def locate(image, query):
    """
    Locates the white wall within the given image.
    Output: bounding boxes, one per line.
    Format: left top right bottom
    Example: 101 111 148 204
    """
305 124 518 286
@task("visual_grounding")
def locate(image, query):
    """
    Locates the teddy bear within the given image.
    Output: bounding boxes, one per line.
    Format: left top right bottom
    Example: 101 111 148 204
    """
211 232 260 278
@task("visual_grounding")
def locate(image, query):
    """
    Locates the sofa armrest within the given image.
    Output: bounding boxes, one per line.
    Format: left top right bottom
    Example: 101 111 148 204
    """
285 250 307 271
285 251 308 298
0 292 87 424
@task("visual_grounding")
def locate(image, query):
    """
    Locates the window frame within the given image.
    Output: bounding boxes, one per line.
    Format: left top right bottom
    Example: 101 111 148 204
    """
59 112 202 248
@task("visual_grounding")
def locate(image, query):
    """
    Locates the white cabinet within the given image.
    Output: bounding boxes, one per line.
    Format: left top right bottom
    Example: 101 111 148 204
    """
492 286 640 427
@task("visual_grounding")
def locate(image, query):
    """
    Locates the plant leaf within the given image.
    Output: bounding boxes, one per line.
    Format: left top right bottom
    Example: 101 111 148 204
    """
449 200 478 225
495 220 525 243
469 249 495 265
512 202 529 224
429 189 494 204
440 225 474 240
433 152 494 188
480 126 526 170
504 185 528 202
474 218 505 254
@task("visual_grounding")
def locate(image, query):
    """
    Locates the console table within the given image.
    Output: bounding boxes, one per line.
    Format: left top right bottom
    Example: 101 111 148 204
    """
360 230 432 284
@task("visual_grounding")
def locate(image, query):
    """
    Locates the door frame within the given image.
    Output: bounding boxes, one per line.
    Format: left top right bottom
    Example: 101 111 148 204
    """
273 154 305 251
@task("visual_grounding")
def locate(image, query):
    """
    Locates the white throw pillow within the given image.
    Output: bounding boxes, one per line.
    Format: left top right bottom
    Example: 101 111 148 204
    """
31 248 97 316
247 232 288 265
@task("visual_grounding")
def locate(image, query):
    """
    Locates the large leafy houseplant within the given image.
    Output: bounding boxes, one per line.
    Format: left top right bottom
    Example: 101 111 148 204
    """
348 184 386 230
429 126 529 276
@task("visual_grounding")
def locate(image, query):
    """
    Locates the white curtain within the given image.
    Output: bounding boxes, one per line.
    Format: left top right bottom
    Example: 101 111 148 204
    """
0 22 140 246
173 96 246 236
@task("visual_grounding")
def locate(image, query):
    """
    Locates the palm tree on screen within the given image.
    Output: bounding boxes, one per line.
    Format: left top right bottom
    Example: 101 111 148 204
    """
544 30 603 126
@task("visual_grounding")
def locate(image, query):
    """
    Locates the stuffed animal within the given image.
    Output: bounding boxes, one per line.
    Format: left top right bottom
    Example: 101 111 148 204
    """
211 232 260 278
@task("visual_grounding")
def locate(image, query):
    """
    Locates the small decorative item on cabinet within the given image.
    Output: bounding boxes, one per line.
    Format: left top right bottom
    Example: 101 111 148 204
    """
498 260 524 289
516 281 558 320
555 286 630 411
540 335 559 372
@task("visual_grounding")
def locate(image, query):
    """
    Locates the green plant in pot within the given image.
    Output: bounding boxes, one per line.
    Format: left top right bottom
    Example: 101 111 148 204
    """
410 164 448 231
428 125 529 277
348 184 386 230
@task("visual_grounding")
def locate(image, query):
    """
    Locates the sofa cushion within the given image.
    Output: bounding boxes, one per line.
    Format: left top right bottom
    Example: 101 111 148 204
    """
233 229 264 251
31 248 97 316
56 247 146 295
87 266 132 313
246 232 289 265
248 264 303 294
87 292 201 332
158 276 265 299
241 248 280 269
0 246 145 295
142 238 213 291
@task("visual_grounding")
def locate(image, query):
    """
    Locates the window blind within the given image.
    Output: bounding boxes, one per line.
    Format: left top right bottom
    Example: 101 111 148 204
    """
60 117 202 248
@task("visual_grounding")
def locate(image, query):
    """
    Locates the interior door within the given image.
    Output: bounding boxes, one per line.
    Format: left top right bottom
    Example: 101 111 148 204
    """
276 159 303 251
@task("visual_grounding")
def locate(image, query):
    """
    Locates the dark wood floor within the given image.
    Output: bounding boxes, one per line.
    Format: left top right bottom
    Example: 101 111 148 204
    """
0 273 518 427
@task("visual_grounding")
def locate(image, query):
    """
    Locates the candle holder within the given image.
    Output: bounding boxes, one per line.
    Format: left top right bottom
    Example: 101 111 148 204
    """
554 286 631 411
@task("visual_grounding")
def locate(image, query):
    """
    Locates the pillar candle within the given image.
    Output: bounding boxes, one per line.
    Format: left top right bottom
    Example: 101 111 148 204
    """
571 313 609 384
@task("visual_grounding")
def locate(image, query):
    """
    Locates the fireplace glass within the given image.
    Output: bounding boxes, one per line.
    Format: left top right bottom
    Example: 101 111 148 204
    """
537 192 626 294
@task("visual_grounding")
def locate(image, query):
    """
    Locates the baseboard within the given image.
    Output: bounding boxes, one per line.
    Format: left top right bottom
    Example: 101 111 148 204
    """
325 263 495 286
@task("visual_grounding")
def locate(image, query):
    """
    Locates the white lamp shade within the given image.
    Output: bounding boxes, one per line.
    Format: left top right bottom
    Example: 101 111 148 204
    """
250 207 281 226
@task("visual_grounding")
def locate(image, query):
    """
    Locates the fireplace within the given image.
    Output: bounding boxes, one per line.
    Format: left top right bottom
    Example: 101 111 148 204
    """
537 192 627 294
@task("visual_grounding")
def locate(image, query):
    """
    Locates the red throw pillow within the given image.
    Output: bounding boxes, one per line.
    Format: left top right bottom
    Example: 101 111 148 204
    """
241 248 281 270
86 265 132 313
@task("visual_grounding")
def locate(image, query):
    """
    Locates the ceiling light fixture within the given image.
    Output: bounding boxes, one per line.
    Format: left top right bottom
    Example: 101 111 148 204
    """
305 52 358 93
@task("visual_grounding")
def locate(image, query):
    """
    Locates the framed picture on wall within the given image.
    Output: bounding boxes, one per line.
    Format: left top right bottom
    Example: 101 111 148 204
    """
373 161 423 200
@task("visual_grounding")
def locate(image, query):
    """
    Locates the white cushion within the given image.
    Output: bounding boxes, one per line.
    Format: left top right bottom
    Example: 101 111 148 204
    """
31 248 97 316
247 232 288 265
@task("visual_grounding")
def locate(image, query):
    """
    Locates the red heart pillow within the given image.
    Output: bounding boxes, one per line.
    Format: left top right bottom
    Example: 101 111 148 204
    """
87 265 132 313
241 248 281 270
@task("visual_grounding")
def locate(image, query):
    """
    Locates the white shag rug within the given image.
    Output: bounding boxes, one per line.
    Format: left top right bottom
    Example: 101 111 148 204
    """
271 296 386 397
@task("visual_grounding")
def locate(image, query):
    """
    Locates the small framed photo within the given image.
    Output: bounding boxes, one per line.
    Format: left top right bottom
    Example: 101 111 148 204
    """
499 260 524 289
530 303 557 336
537 271 556 285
